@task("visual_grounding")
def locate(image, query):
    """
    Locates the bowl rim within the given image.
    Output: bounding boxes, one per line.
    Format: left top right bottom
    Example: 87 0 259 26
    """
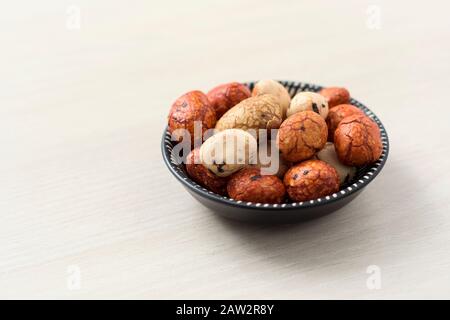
161 80 389 211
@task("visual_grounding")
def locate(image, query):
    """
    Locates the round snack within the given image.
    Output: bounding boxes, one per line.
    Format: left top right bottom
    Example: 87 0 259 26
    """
326 104 365 141
316 142 356 185
200 129 257 177
284 160 339 202
207 82 251 118
168 90 216 144
253 141 291 178
318 87 350 108
215 94 283 136
276 111 328 162
334 115 383 166
287 91 329 119
227 167 285 204
252 79 291 118
186 148 228 195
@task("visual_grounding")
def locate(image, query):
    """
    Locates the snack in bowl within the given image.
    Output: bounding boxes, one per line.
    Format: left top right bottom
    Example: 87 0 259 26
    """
252 79 291 117
326 104 365 141
185 148 228 195
227 167 285 204
283 160 340 202
253 141 291 178
316 142 356 185
318 87 350 108
207 82 251 118
215 94 283 136
163 80 388 222
168 90 216 144
334 114 383 166
276 111 328 162
287 91 329 119
200 128 257 177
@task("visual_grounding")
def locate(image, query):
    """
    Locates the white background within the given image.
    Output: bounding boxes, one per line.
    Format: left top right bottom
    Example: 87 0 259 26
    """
1 0 449 299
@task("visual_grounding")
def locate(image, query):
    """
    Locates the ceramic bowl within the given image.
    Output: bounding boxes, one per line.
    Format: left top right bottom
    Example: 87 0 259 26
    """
161 81 389 223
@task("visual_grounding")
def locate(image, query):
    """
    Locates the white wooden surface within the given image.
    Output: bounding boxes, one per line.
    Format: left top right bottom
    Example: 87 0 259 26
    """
1 0 450 299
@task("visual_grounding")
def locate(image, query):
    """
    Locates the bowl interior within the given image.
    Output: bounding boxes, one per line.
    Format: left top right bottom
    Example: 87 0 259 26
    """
162 81 389 210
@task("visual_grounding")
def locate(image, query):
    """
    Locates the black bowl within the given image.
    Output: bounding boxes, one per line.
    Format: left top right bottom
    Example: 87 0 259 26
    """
161 81 389 223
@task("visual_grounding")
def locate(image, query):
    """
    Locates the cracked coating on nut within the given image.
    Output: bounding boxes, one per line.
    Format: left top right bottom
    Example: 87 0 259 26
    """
252 79 291 117
334 114 383 166
319 87 350 108
227 167 285 204
215 94 283 135
185 148 228 195
276 111 328 162
168 90 216 143
283 160 339 202
207 82 251 118
326 104 365 141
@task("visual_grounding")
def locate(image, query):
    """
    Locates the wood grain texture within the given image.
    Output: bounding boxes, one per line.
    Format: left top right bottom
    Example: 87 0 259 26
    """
1 0 450 299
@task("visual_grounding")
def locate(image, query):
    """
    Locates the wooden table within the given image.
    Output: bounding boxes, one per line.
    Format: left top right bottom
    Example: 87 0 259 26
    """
1 0 449 299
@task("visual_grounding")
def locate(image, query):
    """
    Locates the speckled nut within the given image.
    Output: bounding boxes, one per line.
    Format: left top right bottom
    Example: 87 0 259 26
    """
168 90 216 144
318 87 350 108
215 94 283 136
207 82 251 118
287 91 329 119
186 148 228 195
200 129 257 177
316 142 356 185
227 167 285 204
334 115 383 166
326 104 365 141
283 160 339 202
276 111 328 162
252 80 291 117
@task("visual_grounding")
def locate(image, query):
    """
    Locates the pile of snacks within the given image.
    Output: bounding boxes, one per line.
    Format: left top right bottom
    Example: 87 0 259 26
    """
167 80 382 204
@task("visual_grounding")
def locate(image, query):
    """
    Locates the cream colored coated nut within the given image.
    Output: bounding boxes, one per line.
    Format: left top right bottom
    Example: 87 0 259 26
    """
215 94 283 136
200 129 258 177
287 91 329 119
252 80 291 118
316 142 356 185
